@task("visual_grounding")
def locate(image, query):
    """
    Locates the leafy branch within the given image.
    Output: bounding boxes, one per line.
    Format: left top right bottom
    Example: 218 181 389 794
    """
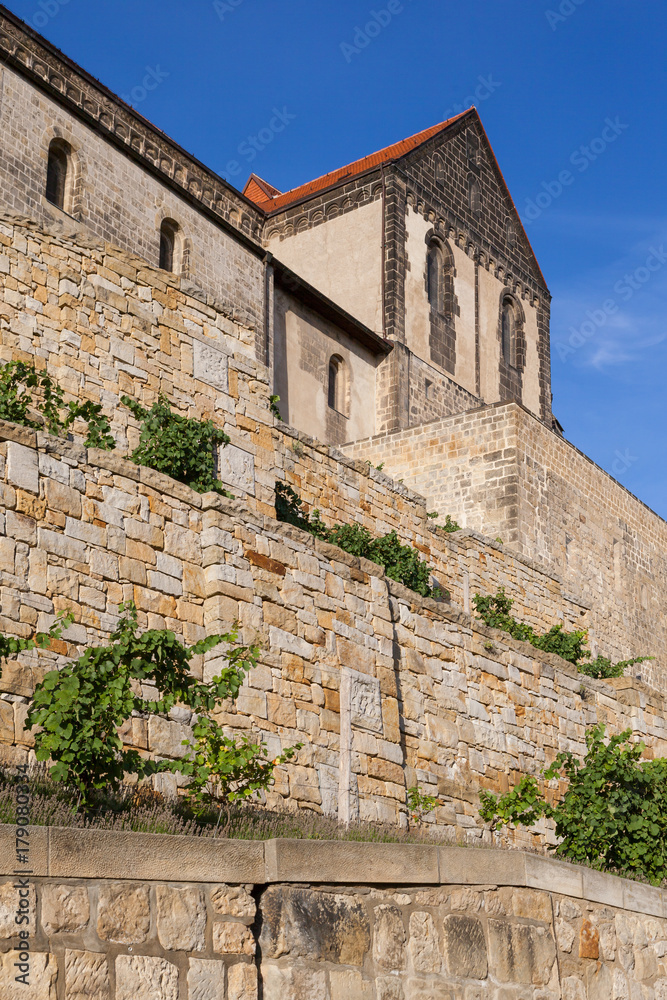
480 725 667 885
0 361 114 449
122 394 231 494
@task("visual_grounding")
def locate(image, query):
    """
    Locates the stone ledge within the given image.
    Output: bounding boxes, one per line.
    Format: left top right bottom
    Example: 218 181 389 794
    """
1 828 665 916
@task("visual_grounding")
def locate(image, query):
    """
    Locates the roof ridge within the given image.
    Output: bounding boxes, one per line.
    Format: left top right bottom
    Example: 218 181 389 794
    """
245 110 472 213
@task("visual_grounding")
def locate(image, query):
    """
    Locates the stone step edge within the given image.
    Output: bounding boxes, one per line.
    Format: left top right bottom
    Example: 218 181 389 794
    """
1 825 663 917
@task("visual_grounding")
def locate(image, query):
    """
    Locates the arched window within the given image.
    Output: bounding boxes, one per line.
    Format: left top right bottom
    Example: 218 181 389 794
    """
427 242 443 313
327 354 347 415
501 297 517 367
468 175 481 216
46 139 71 211
505 217 516 248
427 239 455 319
159 218 181 272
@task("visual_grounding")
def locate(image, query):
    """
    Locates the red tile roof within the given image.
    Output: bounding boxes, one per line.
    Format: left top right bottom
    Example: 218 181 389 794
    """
243 110 472 213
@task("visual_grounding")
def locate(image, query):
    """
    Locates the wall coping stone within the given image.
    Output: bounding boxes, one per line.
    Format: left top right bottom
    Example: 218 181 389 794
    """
2 827 664 915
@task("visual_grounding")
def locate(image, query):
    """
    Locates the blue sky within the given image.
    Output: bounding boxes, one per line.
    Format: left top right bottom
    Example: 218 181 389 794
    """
9 0 667 516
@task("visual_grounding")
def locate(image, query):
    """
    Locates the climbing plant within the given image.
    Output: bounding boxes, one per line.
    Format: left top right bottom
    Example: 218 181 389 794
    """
0 360 115 449
480 725 667 885
472 588 649 676
122 394 231 494
274 482 443 599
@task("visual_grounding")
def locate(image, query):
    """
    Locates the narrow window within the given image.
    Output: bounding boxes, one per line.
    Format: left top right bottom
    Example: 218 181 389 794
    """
159 218 180 272
46 139 71 210
468 175 481 216
434 155 445 187
328 354 347 414
506 217 516 247
427 243 443 313
501 298 516 366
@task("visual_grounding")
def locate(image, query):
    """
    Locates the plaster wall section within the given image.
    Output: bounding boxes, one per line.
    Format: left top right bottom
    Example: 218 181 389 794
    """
450 241 476 396
0 65 266 340
403 207 432 364
266 199 383 333
478 263 504 405
272 288 378 445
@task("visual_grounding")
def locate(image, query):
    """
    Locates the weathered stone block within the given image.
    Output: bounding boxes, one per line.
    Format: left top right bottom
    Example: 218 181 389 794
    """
7 442 39 493
156 884 206 951
0 949 56 999
209 884 255 919
218 444 256 496
97 883 150 944
408 910 441 973
188 958 226 1000
194 339 229 392
115 955 179 1000
212 920 255 955
64 949 110 1000
0 880 35 938
373 904 406 971
227 962 258 1000
41 884 90 934
441 914 487 980
260 886 370 966
488 919 555 985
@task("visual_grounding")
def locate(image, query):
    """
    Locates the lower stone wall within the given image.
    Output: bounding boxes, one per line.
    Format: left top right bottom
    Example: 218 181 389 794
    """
1 420 666 848
3 830 667 999
343 400 667 691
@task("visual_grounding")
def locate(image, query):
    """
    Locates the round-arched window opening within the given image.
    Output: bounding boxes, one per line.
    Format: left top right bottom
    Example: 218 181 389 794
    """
46 139 72 211
501 298 517 367
327 354 348 416
159 218 181 272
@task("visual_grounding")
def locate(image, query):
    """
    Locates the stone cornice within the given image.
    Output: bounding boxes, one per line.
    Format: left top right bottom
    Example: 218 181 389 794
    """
2 827 664 917
0 5 267 254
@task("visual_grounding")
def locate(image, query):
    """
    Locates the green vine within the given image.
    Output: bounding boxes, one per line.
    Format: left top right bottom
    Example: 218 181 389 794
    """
0 361 115 449
473 588 650 675
23 602 260 803
122 394 231 494
274 482 445 599
480 725 667 885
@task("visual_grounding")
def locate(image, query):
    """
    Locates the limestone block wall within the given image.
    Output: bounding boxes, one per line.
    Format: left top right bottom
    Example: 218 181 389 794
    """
343 401 667 691
1 420 666 846
3 829 667 999
0 215 277 512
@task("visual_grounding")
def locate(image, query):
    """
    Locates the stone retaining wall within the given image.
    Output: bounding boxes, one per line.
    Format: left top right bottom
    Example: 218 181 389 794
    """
0 419 666 846
2 829 667 999
343 402 667 690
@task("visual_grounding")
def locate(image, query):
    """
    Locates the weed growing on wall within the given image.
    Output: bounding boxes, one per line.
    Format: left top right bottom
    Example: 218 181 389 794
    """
122 394 231 494
480 725 667 885
0 360 115 448
274 482 444 598
473 588 649 675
